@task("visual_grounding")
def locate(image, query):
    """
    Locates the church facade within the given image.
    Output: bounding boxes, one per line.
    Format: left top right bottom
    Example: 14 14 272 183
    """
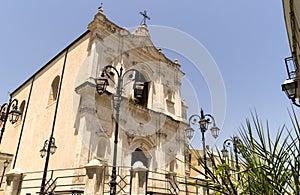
0 8 196 195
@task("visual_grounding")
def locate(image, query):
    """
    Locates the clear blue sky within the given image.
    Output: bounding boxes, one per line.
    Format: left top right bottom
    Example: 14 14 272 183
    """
0 1 293 148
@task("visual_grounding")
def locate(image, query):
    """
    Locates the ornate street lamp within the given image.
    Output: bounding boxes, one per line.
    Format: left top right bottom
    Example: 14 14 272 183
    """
40 137 57 194
185 109 220 195
222 136 241 181
281 55 300 107
0 97 21 144
96 65 142 195
95 72 109 95
40 138 57 158
0 160 9 188
281 78 300 107
185 128 195 140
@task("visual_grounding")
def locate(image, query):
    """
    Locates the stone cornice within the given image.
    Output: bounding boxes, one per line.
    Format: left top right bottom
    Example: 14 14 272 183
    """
74 79 96 94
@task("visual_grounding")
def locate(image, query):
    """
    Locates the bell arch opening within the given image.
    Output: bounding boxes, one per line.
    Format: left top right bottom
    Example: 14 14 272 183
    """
131 148 149 168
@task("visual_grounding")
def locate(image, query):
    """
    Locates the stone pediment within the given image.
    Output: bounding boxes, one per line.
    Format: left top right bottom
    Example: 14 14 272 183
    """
87 8 181 71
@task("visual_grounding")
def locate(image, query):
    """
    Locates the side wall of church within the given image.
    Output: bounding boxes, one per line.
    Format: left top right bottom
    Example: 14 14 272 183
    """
3 34 91 173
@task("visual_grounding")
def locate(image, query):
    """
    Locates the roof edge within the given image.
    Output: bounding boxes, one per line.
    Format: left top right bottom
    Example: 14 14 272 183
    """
11 30 90 96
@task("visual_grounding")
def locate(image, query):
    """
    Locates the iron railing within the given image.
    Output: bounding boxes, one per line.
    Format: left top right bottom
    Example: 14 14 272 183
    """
12 165 200 195
20 167 85 194
102 165 198 195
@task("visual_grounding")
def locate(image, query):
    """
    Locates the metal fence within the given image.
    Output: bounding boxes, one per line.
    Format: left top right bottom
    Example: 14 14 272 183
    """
101 165 198 195
20 167 85 194
14 166 199 195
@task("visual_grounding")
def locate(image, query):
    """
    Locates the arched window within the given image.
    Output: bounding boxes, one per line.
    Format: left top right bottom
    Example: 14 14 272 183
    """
48 76 60 104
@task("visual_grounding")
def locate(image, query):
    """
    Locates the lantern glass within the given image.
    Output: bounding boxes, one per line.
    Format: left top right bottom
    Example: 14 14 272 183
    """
199 119 207 131
50 144 57 155
96 78 109 95
3 160 9 168
234 138 242 149
9 109 21 124
40 147 47 158
282 79 297 99
0 111 6 122
221 148 229 158
185 128 195 140
210 125 220 139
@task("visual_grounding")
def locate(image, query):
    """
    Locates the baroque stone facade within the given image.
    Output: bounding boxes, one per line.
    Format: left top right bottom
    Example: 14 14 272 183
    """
0 8 190 195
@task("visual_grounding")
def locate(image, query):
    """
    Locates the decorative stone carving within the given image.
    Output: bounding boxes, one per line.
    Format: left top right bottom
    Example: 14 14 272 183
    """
126 131 135 144
156 131 167 139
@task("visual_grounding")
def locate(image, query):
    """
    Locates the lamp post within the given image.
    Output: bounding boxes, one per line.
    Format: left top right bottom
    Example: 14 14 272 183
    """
185 109 220 195
39 137 57 194
0 97 21 144
221 136 240 181
96 65 143 195
0 160 9 188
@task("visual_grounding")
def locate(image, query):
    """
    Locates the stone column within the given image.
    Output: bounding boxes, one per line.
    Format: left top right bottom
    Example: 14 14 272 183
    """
4 168 25 195
84 159 106 195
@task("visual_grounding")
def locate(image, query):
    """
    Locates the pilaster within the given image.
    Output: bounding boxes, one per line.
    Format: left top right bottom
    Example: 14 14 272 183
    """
132 162 148 195
5 168 25 195
74 81 107 168
84 159 106 195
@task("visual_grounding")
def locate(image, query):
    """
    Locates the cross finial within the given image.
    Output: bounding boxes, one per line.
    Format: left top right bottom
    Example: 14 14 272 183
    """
98 3 103 13
139 10 150 25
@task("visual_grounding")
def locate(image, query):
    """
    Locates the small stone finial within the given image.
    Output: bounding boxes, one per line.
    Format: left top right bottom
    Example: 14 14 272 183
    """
174 59 179 64
139 10 150 25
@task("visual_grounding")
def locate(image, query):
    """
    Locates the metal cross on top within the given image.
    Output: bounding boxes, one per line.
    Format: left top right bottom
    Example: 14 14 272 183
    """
139 10 150 25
